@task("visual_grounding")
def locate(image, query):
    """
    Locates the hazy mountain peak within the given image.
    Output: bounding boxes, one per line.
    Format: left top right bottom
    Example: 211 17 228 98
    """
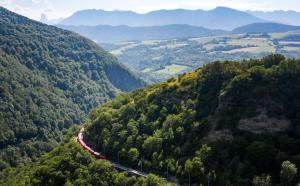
213 6 236 11
60 7 264 30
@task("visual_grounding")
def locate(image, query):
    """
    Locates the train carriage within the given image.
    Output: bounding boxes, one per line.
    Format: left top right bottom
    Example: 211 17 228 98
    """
77 129 107 160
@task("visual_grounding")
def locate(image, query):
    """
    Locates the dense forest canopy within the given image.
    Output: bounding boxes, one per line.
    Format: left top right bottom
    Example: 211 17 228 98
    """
1 130 168 186
82 54 300 185
0 6 144 170
1 4 300 186
2 54 300 186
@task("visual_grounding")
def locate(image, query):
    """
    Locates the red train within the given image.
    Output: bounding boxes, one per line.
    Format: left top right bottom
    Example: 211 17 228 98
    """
77 128 107 160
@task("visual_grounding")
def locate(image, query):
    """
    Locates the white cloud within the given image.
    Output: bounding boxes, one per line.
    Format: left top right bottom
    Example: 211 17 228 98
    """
0 0 54 20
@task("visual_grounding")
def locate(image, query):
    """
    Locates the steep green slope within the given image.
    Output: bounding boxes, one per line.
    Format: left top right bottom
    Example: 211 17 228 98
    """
81 54 300 185
2 54 300 185
0 6 144 170
1 130 167 186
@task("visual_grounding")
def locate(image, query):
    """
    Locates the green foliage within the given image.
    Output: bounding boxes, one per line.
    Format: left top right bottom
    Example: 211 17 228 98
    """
128 148 139 163
82 54 300 185
252 174 272 186
2 53 300 185
1 140 168 186
134 174 168 186
0 6 144 170
280 161 298 186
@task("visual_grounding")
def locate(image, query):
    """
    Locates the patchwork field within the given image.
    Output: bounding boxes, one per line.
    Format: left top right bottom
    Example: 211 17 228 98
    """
101 31 300 83
156 64 189 75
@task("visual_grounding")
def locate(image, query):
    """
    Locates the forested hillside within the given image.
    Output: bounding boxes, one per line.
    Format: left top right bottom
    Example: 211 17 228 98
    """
1 129 167 186
0 6 144 170
2 54 300 185
83 54 300 185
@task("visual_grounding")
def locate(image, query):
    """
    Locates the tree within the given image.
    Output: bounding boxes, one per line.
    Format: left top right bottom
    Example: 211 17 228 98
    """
113 172 137 186
128 148 139 164
262 54 285 68
134 174 166 186
142 132 163 154
246 141 277 171
252 174 272 186
184 157 205 184
184 159 193 186
190 157 205 178
280 160 297 186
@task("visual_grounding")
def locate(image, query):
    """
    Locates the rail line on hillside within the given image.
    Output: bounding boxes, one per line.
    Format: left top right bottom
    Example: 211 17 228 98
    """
77 128 181 185
77 128 148 177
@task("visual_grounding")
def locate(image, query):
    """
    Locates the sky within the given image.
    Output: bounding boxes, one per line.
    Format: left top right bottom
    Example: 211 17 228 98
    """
1 0 300 20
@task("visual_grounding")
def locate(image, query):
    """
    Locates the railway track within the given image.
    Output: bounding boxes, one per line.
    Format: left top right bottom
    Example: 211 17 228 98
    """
77 128 148 177
77 128 180 185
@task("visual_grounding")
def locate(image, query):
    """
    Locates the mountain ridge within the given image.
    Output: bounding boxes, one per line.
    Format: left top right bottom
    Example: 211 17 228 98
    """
232 22 300 34
57 24 227 42
59 7 264 30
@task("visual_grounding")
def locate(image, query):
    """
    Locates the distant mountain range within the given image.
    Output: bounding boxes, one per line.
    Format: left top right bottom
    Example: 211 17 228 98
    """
54 7 300 43
59 7 264 30
58 24 227 43
58 22 300 43
232 22 300 34
247 10 300 26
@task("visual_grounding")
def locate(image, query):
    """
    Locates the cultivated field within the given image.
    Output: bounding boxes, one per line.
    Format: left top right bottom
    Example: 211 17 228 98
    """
101 31 300 83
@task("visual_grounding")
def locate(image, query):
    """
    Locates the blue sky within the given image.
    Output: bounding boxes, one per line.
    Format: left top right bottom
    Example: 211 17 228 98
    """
1 0 300 20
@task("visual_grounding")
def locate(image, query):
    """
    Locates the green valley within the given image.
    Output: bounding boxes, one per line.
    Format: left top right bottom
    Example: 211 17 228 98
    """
0 6 144 172
1 2 300 186
4 54 300 185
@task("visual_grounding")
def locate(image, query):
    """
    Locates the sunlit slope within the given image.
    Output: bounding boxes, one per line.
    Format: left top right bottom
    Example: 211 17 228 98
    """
85 54 300 185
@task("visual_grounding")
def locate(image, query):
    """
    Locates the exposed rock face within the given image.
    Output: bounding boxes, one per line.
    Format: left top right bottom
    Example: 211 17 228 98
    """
238 110 291 134
204 129 234 143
